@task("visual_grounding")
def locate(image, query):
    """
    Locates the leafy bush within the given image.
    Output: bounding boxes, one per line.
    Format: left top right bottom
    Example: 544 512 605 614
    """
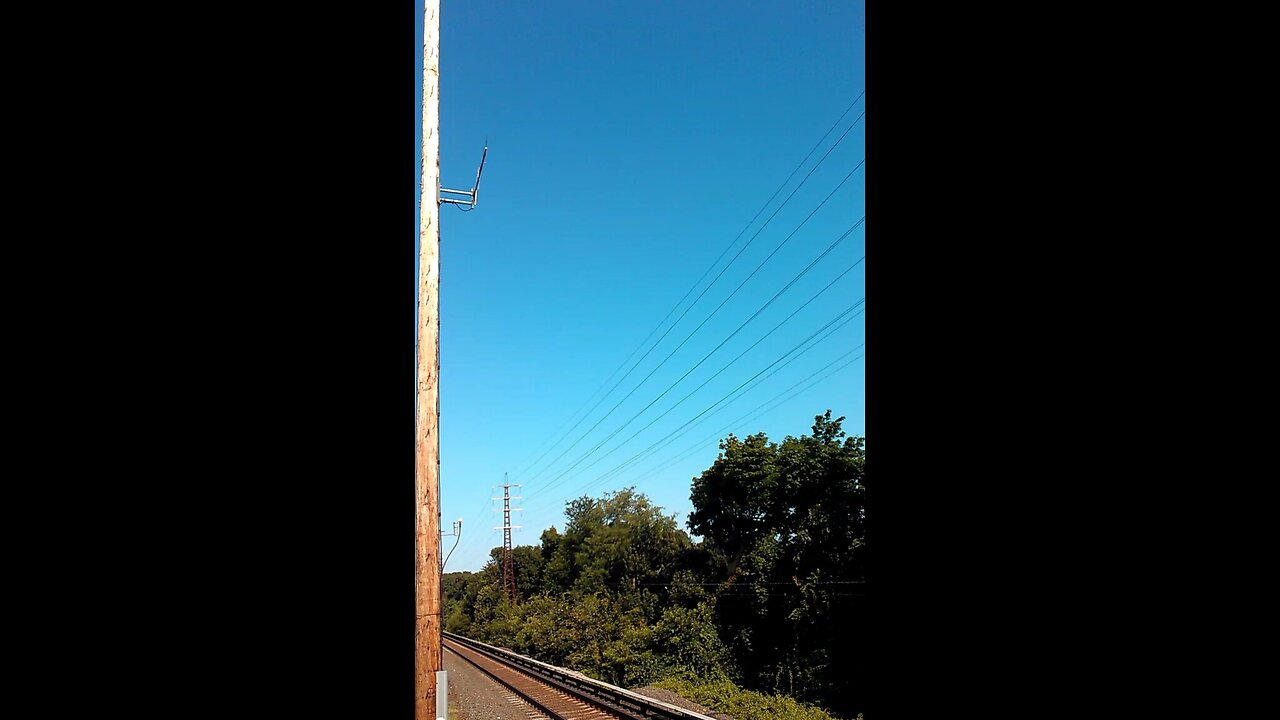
652 676 852 720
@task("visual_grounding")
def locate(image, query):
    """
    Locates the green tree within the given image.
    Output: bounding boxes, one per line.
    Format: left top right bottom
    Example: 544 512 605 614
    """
689 432 778 578
543 488 693 599
687 411 866 718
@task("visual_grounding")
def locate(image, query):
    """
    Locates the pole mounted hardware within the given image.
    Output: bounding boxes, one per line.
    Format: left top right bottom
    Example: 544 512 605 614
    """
439 144 488 209
441 518 463 571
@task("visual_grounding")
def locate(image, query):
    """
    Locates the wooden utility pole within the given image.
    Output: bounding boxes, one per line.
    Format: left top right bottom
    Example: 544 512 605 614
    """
416 0 441 718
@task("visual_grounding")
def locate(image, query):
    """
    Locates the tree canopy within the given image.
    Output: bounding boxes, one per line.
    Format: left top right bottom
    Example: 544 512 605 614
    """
443 410 866 719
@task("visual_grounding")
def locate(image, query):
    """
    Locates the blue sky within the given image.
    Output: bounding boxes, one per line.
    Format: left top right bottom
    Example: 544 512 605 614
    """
416 0 865 572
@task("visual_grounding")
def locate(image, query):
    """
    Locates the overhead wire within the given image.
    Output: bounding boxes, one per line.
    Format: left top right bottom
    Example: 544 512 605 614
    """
521 321 864 520
598 342 866 494
524 160 865 501
620 347 866 490
532 246 864 502
576 338 865 502
525 297 865 514
515 108 866 488
507 95 863 484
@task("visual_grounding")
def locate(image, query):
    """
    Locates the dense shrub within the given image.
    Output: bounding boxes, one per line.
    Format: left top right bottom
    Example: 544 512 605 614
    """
652 676 856 720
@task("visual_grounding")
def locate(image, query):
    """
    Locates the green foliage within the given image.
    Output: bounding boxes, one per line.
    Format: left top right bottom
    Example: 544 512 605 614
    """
649 601 730 681
442 411 866 719
543 488 693 595
652 676 848 720
688 411 866 716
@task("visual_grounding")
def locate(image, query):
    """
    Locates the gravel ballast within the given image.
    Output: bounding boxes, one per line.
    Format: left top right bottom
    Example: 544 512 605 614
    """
443 647 547 720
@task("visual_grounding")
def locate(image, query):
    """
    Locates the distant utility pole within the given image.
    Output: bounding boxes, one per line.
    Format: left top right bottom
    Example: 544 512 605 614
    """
494 474 523 602
415 0 441 718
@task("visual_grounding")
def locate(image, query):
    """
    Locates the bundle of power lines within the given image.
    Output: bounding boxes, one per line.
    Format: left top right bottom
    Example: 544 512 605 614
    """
454 93 866 562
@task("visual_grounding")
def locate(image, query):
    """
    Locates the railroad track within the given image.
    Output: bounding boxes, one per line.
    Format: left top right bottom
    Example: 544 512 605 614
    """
443 631 716 720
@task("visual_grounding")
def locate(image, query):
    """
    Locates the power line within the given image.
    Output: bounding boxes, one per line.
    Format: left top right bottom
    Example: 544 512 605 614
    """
621 348 866 490
508 330 656 480
525 161 865 499
449 486 497 563
528 214 864 500
529 299 865 512
522 303 864 517
624 345 865 486
534 247 864 501
517 111 866 488
578 348 865 504
507 95 865 483
607 299 863 471
522 321 864 521
506 92 860 479
452 525 501 571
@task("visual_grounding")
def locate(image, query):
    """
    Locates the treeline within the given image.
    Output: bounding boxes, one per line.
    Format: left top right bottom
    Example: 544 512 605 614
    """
444 411 865 719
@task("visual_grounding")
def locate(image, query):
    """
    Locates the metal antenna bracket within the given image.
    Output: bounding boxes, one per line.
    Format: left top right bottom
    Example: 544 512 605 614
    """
439 144 488 208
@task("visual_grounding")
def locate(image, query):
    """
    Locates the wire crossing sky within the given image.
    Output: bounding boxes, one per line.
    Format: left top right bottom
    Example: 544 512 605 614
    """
416 0 865 572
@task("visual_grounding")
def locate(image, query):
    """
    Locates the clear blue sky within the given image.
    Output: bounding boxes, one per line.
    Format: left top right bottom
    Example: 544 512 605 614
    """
416 0 865 572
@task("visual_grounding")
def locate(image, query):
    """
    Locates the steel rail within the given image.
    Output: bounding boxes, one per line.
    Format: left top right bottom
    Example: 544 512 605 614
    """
443 631 717 720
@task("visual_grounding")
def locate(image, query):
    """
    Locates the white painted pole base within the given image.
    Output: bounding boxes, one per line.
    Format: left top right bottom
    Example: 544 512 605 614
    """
435 670 448 720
